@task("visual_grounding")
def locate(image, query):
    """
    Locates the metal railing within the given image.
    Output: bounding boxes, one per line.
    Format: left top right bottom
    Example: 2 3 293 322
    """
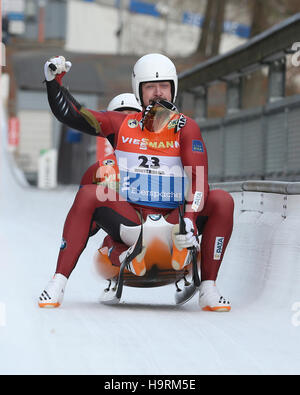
178 13 300 182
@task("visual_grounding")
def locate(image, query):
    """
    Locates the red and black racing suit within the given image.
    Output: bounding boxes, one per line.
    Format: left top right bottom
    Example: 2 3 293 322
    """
46 76 234 281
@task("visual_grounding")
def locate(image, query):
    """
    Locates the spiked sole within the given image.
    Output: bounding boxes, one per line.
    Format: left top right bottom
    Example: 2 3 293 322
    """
202 305 231 312
38 302 61 308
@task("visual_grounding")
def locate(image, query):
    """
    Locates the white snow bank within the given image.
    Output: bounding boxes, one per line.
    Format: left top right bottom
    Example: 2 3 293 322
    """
219 189 300 310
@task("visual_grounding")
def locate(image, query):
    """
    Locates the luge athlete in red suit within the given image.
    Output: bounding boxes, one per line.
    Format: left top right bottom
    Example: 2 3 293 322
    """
38 54 234 311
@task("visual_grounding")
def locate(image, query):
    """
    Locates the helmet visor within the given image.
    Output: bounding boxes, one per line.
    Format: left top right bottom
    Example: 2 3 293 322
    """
143 100 179 133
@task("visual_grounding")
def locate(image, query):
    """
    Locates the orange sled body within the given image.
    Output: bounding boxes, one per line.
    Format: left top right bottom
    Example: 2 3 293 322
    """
95 239 193 288
94 214 198 288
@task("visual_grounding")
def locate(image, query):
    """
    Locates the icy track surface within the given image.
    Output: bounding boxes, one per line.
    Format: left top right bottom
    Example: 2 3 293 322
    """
1 107 300 375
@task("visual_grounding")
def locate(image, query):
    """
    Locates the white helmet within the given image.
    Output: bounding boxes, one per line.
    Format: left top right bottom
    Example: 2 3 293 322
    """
107 93 142 112
132 53 178 106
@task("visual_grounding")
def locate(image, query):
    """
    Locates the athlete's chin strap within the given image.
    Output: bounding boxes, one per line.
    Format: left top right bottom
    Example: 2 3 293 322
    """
141 101 156 131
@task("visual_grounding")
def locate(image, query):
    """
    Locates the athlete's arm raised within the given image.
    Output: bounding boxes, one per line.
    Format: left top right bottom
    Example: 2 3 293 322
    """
44 56 125 145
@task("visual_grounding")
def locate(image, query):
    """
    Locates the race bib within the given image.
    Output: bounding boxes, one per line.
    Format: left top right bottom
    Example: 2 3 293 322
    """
115 150 188 209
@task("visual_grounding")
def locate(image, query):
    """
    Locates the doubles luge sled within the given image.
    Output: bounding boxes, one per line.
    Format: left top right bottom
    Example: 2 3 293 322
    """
96 208 200 305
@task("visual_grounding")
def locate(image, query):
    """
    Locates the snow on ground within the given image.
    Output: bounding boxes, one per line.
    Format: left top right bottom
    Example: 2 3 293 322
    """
1 105 300 375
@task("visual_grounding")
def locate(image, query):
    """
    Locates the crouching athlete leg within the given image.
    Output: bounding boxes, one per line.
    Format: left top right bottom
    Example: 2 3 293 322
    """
196 189 234 311
38 184 146 307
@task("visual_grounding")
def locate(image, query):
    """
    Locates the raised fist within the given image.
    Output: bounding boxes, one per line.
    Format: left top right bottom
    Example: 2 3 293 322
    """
44 56 72 81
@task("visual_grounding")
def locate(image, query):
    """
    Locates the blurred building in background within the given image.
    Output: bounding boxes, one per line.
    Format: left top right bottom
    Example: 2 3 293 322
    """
64 0 250 56
2 0 25 39
3 0 251 54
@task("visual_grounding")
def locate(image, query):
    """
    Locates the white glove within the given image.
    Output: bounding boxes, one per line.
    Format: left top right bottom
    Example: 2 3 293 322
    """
44 56 72 81
172 218 199 250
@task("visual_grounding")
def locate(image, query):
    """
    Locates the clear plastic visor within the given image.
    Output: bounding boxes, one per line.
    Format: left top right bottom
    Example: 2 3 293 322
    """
143 102 179 133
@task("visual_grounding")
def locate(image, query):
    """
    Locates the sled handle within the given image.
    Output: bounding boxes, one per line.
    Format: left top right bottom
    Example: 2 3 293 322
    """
178 205 186 234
